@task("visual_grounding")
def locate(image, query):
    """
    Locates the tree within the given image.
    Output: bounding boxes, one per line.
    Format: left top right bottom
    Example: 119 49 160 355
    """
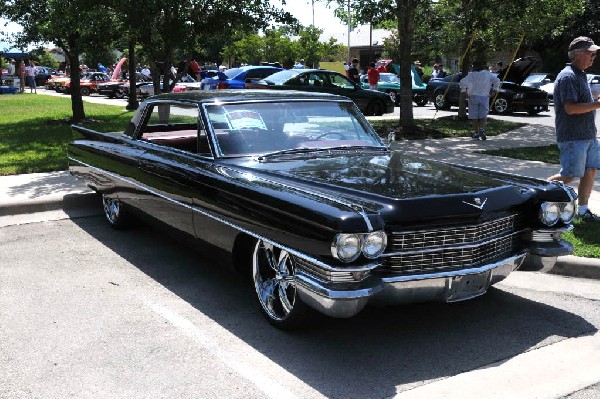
1 0 117 122
330 0 427 129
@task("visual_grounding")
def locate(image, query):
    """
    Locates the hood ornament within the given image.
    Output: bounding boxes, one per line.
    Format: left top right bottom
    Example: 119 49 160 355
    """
462 197 487 210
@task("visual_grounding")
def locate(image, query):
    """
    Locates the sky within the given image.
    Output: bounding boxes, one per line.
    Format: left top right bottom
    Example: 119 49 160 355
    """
276 0 349 38
1 1 351 51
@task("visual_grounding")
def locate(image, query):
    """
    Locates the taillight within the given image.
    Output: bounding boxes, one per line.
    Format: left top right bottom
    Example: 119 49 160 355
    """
216 81 229 89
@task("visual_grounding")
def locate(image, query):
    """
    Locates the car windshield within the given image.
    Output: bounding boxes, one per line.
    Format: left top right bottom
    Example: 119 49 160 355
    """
524 74 546 83
205 100 385 157
261 70 300 85
379 74 399 84
224 68 243 79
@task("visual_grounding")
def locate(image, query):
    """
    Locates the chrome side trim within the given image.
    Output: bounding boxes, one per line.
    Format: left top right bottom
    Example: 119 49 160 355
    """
68 157 376 273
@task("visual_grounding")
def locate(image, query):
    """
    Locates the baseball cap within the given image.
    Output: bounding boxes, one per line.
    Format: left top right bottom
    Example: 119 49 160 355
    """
569 36 600 52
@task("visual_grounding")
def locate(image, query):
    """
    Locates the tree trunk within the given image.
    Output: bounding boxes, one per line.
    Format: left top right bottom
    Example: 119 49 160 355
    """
65 45 85 123
396 0 417 129
126 38 139 111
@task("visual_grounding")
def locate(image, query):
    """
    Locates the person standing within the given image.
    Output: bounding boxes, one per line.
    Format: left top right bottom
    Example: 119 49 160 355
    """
367 62 380 90
459 59 500 140
18 60 26 93
547 36 600 221
348 58 360 83
7 59 15 76
25 61 37 93
437 64 447 78
414 61 424 80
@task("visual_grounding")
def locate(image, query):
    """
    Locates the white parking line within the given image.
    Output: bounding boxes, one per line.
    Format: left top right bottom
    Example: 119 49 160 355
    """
146 301 305 399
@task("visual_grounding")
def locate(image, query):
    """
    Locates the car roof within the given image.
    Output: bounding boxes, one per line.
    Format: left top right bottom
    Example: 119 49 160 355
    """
148 89 352 103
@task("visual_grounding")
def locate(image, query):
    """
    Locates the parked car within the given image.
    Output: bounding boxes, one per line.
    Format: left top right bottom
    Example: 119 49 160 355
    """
426 56 549 115
359 71 428 106
535 73 600 104
199 70 228 90
68 90 576 329
588 74 600 98
247 69 395 116
521 73 555 89
56 72 112 95
96 72 151 99
45 75 70 91
34 66 62 87
211 65 283 89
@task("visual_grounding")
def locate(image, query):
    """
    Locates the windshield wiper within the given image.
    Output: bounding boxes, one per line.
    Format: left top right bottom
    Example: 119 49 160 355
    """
258 145 389 161
257 147 324 161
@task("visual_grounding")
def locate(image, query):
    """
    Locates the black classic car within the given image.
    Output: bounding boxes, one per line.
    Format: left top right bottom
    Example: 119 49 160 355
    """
245 69 395 116
68 90 575 329
425 56 549 115
96 72 152 99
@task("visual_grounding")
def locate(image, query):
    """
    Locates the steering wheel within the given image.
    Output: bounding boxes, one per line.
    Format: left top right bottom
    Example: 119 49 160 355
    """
315 131 347 140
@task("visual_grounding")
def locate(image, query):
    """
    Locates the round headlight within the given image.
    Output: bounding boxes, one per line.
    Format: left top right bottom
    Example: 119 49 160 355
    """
560 202 576 223
362 231 387 258
540 202 560 226
332 234 361 262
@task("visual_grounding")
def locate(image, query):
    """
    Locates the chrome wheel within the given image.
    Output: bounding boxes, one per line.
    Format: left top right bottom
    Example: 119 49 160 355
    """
434 93 449 109
492 97 510 114
253 240 297 322
388 90 398 104
102 194 128 229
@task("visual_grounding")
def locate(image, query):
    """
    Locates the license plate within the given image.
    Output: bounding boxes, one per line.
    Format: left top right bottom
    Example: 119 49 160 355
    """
447 271 490 302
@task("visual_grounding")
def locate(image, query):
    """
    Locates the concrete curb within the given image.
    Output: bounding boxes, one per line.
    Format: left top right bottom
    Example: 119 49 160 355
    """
551 255 600 280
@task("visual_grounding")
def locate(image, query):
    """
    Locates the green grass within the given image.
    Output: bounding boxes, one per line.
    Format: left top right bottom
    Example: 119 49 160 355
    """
480 145 560 164
370 116 526 139
563 218 600 258
0 94 134 175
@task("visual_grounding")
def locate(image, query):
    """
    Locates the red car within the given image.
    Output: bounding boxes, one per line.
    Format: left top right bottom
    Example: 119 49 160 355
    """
57 72 113 96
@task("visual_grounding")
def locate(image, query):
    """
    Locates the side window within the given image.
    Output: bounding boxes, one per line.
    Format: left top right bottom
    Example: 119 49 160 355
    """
330 73 354 89
139 102 201 154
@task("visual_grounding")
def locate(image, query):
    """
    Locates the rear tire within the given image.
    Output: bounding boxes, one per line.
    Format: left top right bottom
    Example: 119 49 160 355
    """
434 92 450 109
80 87 91 96
365 101 384 116
102 194 130 229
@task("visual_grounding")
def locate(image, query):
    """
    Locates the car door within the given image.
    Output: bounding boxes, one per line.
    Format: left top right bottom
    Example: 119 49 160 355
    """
325 72 370 111
133 101 203 236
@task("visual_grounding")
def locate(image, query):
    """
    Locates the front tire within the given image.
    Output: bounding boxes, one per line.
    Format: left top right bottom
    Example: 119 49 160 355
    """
492 97 511 114
102 194 130 229
252 239 314 329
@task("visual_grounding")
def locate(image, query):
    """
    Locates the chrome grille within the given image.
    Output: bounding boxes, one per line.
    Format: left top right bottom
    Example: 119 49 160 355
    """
382 214 523 274
388 214 518 251
383 235 516 274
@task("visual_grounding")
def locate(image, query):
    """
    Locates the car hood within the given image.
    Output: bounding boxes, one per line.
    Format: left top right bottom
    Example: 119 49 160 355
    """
497 56 541 85
230 151 546 222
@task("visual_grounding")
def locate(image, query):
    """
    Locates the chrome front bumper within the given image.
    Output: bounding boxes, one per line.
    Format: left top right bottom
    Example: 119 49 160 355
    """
296 254 526 318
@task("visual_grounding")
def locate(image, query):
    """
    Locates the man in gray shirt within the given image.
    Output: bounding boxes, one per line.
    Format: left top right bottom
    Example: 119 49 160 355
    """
548 36 600 221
